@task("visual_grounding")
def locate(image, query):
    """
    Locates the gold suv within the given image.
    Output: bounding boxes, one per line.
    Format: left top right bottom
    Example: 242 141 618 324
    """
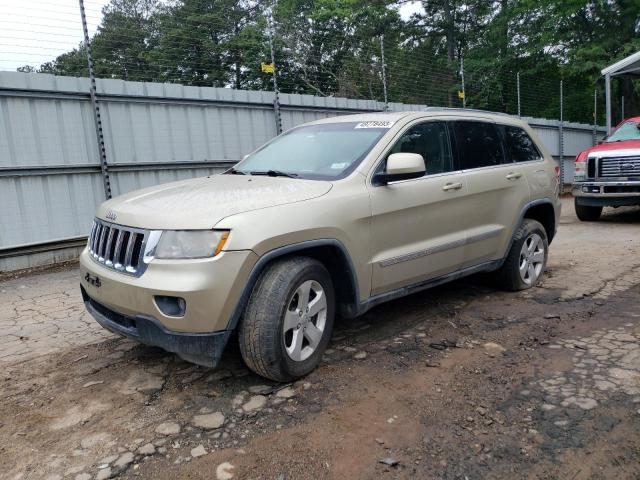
80 109 561 381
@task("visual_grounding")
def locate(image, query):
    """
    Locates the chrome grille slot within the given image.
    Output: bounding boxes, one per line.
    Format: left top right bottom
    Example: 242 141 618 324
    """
88 219 149 276
598 156 640 178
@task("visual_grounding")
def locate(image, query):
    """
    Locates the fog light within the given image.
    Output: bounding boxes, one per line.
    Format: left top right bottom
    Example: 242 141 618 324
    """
154 296 186 317
582 186 589 193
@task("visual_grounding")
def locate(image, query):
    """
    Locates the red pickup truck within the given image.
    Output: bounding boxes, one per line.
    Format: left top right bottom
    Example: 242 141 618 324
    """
572 116 640 221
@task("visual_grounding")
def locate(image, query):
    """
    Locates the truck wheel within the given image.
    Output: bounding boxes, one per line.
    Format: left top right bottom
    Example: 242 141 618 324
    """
495 219 548 291
574 199 602 221
238 256 335 382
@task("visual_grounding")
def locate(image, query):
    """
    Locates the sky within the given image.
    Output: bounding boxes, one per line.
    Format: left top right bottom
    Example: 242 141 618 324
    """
0 0 110 71
0 0 424 72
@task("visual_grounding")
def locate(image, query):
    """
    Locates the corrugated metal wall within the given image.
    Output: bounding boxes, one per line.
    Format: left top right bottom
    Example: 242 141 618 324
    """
0 72 605 272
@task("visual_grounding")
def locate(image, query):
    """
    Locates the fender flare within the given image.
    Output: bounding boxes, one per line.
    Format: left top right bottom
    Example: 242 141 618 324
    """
225 238 361 330
498 197 557 268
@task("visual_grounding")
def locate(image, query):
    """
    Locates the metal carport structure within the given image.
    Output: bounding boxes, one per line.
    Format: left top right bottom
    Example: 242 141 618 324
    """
602 51 640 134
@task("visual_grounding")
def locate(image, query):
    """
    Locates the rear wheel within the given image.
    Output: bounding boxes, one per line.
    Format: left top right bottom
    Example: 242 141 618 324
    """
238 256 335 382
495 219 548 291
574 199 602 221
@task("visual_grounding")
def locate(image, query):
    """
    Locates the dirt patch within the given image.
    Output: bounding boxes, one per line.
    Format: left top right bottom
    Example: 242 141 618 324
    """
2 201 640 480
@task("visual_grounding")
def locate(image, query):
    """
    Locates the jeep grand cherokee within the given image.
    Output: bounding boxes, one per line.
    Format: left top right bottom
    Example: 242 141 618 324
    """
81 109 561 381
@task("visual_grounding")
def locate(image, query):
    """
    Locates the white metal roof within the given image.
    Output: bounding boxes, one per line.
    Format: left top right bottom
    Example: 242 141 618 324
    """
601 51 640 77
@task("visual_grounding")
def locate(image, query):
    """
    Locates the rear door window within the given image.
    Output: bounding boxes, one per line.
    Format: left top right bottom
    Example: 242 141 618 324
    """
452 121 505 169
500 125 542 162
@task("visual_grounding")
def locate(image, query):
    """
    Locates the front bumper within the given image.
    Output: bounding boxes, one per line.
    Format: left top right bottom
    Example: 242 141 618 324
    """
82 287 230 367
80 247 258 333
572 181 640 207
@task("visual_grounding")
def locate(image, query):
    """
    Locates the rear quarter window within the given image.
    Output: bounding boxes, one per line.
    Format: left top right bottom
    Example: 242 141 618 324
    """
500 125 542 162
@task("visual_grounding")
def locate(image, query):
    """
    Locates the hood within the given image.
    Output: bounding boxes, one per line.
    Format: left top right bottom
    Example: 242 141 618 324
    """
577 139 640 160
97 174 333 230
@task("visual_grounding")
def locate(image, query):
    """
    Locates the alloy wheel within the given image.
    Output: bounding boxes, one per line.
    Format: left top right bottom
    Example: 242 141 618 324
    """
282 280 327 362
519 233 545 286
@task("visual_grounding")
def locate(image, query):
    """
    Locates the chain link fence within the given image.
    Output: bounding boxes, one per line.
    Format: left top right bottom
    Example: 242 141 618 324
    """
2 0 637 127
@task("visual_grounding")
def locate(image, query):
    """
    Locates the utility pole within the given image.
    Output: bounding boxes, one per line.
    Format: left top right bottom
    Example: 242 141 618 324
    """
517 71 521 117
559 80 564 192
593 89 597 145
79 0 111 199
380 35 388 111
459 56 466 108
266 11 282 135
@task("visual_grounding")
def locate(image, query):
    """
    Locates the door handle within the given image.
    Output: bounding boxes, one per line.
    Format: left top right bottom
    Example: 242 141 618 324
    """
506 172 522 180
442 182 463 191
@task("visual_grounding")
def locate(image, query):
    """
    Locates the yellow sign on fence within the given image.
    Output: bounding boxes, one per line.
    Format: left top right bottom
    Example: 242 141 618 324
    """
261 62 275 74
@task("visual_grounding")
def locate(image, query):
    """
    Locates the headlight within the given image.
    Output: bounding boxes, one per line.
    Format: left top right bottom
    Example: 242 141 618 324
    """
154 230 230 259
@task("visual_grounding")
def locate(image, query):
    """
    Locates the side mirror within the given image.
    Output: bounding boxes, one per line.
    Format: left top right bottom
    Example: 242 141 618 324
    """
374 153 425 185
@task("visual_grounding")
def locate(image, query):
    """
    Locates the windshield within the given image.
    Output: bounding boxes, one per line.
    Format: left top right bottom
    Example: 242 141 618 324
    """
606 121 640 142
233 122 390 180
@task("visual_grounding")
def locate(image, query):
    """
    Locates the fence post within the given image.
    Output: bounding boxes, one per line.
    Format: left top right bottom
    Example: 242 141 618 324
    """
517 71 521 117
559 80 564 192
380 35 388 111
593 89 597 146
79 0 111 200
267 13 283 135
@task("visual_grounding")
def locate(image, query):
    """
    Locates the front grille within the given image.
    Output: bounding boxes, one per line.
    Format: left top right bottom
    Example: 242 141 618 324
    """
587 158 596 179
88 219 148 276
598 156 640 178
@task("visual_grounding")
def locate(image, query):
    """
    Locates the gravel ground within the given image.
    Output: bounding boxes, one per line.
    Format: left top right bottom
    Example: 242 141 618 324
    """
2 198 640 480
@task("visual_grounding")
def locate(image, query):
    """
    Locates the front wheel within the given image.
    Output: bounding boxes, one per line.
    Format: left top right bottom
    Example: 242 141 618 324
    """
495 219 549 291
574 199 602 221
238 256 335 382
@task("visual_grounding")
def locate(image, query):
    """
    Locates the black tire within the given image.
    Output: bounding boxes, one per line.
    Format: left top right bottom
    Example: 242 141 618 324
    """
574 199 602 221
495 219 549 291
238 256 335 382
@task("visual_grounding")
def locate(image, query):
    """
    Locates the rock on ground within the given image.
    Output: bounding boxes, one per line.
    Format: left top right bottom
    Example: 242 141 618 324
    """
192 412 225 430
114 451 134 469
216 462 235 480
242 395 267 412
155 422 181 435
95 467 112 480
191 445 207 458
138 443 156 455
483 342 506 356
275 387 296 399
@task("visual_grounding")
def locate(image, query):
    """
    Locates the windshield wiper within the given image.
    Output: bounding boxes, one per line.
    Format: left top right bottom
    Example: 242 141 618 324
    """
226 167 246 175
249 170 298 178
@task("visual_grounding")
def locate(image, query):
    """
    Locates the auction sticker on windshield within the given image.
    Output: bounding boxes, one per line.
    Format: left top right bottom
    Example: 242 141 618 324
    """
354 121 395 129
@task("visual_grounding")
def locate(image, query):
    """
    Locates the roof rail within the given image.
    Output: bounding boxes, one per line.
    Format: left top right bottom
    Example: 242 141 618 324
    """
421 107 515 118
